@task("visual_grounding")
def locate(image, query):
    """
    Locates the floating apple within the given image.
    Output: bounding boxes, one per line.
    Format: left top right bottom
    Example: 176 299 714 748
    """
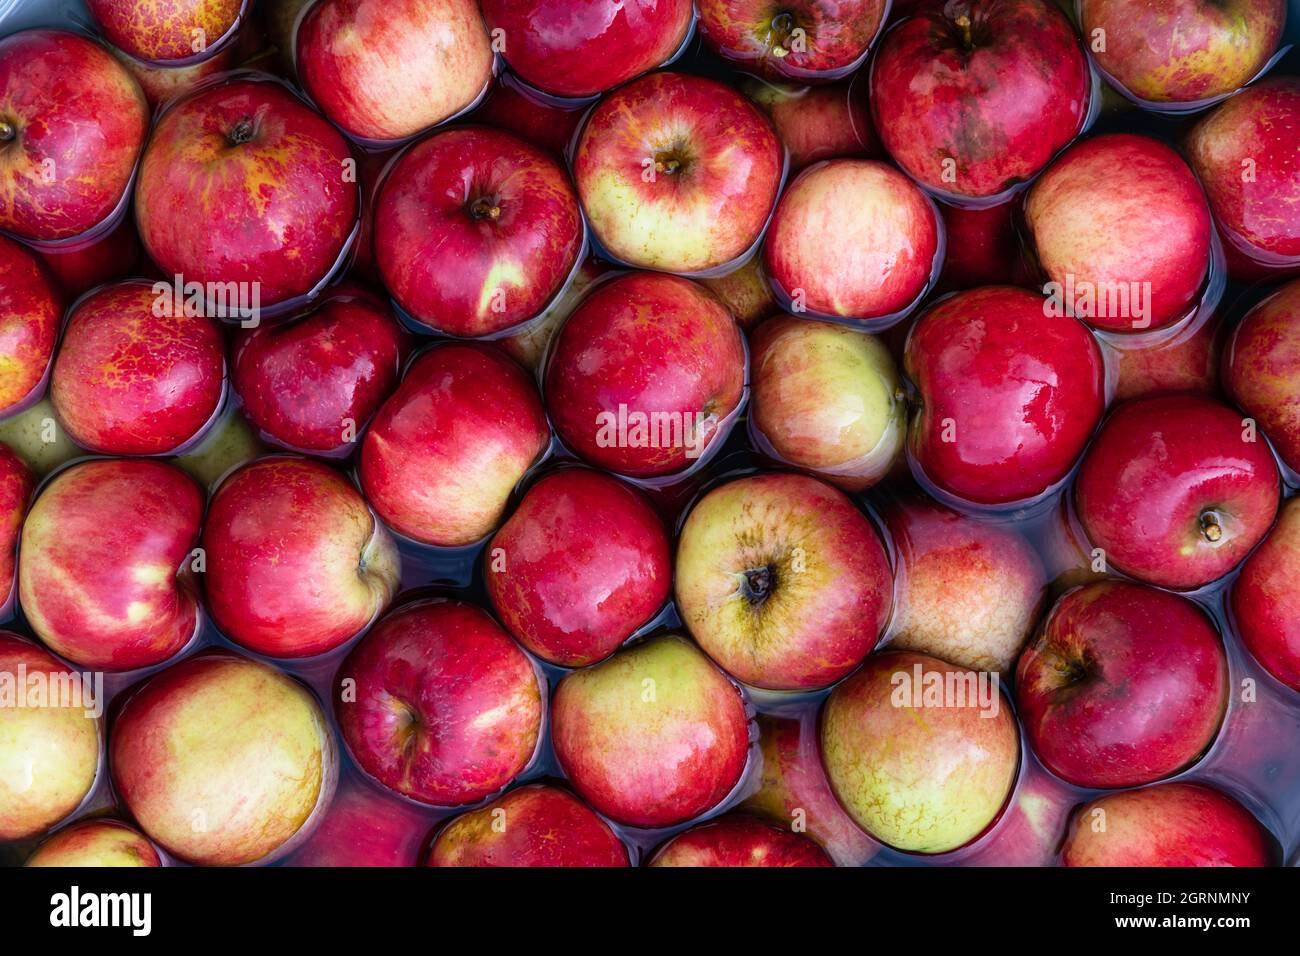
290 777 433 867
742 76 877 172
699 255 779 332
87 0 243 63
115 44 237 110
1110 310 1224 402
0 399 84 478
471 73 587 157
1222 279 1300 473
649 813 832 867
0 237 60 418
497 259 606 370
1232 497 1300 692
937 200 1027 290
25 820 161 868
0 444 32 614
32 215 143 299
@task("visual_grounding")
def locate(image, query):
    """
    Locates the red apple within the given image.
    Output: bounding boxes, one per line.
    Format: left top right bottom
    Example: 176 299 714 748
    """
0 30 148 241
88 0 243 63
698 255 779 332
115 44 237 110
296 0 493 143
471 73 587 157
649 813 832 867
905 286 1106 506
963 766 1074 866
551 634 750 828
742 76 878 172
1231 497 1300 692
33 215 143 299
135 76 359 311
573 72 783 274
1074 393 1280 589
19 459 202 670
1062 783 1273 866
764 159 939 321
937 199 1028 290
0 444 32 616
1110 309 1224 402
335 599 543 806
871 0 1090 200
1025 133 1212 333
675 472 892 690
1222 279 1300 473
543 272 746 478
374 126 584 337
290 777 433 867
426 784 629 867
497 259 606 370
1039 494 1110 596
0 236 60 417
25 820 161 868
359 343 550 547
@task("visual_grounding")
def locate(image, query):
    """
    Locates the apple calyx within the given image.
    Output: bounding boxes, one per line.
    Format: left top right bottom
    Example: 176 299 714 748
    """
0 120 15 144
1199 509 1225 543
652 150 685 176
228 119 257 147
469 196 502 221
740 565 777 607
1034 638 1094 694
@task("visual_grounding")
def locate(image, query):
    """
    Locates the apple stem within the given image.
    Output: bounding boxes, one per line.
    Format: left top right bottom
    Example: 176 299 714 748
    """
469 197 502 221
0 121 14 143
955 14 974 50
1200 511 1224 543
770 12 794 57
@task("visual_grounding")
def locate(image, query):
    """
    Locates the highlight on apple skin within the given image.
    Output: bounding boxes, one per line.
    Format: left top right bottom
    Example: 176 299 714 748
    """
648 813 833 867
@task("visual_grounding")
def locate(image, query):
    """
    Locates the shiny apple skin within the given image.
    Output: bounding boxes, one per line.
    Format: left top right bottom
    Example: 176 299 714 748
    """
574 72 783 274
336 599 542 807
1232 497 1300 692
480 0 694 99
1025 134 1212 333
764 159 938 320
232 289 407 453
742 77 878 172
296 0 493 143
33 215 143 299
19 459 202 670
88 0 242 63
698 0 886 81
1111 311 1224 402
0 633 100 842
543 272 746 477
0 236 60 416
135 78 359 309
427 784 629 867
290 777 433 867
699 255 779 332
50 281 225 456
374 127 583 337
486 468 671 668
1081 0 1285 104
0 444 32 609
649 813 833 867
905 286 1106 506
472 74 587 157
359 344 550 547
25 820 161 868
1062 783 1272 866
551 634 750 829
1222 281 1300 472
1074 394 1280 590
0 30 148 241
676 472 892 690
871 0 1090 200
937 199 1026 290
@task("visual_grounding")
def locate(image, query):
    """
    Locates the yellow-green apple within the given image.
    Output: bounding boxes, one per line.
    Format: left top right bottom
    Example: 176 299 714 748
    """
543 272 746 478
25 819 161 868
1222 279 1300 473
115 45 237 110
0 399 84 478
0 632 101 842
290 776 433 867
675 472 892 690
699 255 779 332
471 73 588 158
486 468 671 667
905 286 1106 506
497 259 606 370
649 813 833 866
0 236 61 417
742 76 878 172
763 159 939 321
551 634 750 828
203 457 400 659
19 459 203 670
88 0 244 63
0 30 148 241
170 403 268 491
573 72 783 274
1017 581 1228 788
360 343 550 546
0 444 33 617
374 126 584 337
1025 134 1212 333
1074 394 1280 589
820 649 1019 853
426 784 629 867
1109 309 1224 401
1231 497 1300 692
1061 783 1273 866
110 650 336 866
748 315 904 489
32 215 143 299
335 599 543 806
296 0 493 142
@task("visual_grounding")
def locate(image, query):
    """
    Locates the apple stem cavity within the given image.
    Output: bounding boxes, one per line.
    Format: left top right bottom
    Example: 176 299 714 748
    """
0 120 14 143
469 196 502 221
955 14 975 50
1200 510 1224 543
740 565 777 607
228 119 257 147
769 12 797 58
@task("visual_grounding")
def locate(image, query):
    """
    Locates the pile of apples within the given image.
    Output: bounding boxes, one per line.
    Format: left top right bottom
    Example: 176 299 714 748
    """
1 0 1299 869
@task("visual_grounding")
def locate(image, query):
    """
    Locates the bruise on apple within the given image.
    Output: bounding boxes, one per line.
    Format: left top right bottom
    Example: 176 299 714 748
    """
649 812 833 866
0 236 60 417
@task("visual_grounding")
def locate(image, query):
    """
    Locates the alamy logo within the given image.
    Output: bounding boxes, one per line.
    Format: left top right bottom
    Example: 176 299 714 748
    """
50 887 151 937
0 665 102 718
594 404 714 459
890 663 1001 719
152 274 262 327
1043 274 1153 329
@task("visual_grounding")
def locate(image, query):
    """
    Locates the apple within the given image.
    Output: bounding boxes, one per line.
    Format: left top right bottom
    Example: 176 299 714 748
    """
87 0 243 63
472 73 587 157
742 76 877 172
963 767 1074 866
0 399 85 478
0 236 60 418
871 0 1090 200
171 404 269 491
1039 495 1109 597
0 30 148 241
497 259 606 370
937 199 1028 290
115 44 237 110
0 443 33 617
905 286 1106 506
649 813 832 867
296 0 493 143
699 255 779 332
427 784 629 867
821 649 1019 854
551 634 750 828
19 459 203 671
1074 393 1280 590
0 632 101 843
111 650 336 866
573 72 783 274
748 315 905 489
764 159 939 321
359 343 550 547
50 280 226 456
1231 497 1300 692
543 272 746 478
1061 783 1273 866
1110 309 1224 402
480 0 694 99
486 468 671 668
135 76 359 311
374 126 584 337
1080 0 1285 104
290 777 433 867
25 820 161 868
261 0 312 75
33 215 143 299
335 599 543 806
232 288 407 454
675 472 892 690
1024 133 1213 333
1222 279 1300 473
881 492 1046 675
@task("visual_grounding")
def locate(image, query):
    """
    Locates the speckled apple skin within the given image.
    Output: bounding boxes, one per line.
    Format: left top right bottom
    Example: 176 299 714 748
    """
25 819 161 867
0 237 59 416
0 444 32 608
1232 497 1300 692
743 77 878 173
88 0 243 63
650 813 832 866
699 0 886 81
1222 279 1300 472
